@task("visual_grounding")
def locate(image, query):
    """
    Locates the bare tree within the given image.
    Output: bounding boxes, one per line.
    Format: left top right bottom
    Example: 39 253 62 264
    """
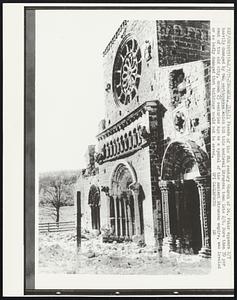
40 175 74 223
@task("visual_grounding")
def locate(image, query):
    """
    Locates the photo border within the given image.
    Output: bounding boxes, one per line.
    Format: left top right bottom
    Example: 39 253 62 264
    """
24 3 234 296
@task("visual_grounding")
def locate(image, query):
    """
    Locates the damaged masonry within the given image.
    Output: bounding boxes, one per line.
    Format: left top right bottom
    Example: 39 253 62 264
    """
75 20 211 259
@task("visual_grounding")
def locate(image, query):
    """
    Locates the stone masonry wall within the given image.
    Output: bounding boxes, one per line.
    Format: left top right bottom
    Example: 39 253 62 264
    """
76 20 210 247
76 146 156 245
147 102 166 243
75 174 100 231
202 60 211 159
157 20 210 67
157 60 211 159
98 147 155 245
103 20 159 127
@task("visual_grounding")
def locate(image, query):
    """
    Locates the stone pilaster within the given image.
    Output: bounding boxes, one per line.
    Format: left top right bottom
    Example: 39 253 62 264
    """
118 197 123 238
127 199 133 238
159 180 176 253
130 182 141 238
194 176 211 258
101 186 110 227
174 180 184 253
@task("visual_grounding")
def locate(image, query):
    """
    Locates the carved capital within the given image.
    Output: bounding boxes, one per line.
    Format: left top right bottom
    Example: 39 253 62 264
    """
172 180 184 191
129 182 140 193
194 176 211 191
158 180 171 192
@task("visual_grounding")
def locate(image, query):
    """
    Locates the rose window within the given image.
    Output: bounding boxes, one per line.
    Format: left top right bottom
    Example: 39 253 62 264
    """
113 38 142 105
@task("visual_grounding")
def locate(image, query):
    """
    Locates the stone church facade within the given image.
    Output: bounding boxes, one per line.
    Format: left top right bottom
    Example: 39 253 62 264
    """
76 20 211 258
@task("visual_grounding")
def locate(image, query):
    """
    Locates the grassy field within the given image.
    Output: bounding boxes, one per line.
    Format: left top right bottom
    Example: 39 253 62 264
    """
39 205 75 223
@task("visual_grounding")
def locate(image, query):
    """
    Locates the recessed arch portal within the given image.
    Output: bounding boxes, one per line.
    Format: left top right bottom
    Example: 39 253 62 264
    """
159 140 211 255
161 140 210 180
109 161 144 240
110 160 137 189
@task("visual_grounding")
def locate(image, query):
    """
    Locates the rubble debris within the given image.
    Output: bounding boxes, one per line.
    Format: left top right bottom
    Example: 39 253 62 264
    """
39 231 211 275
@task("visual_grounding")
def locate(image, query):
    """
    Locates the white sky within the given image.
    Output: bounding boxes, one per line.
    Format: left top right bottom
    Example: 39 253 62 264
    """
35 9 218 174
36 11 123 172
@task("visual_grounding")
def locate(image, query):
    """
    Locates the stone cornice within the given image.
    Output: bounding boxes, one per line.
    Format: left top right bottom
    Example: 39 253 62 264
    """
103 20 128 57
97 100 165 141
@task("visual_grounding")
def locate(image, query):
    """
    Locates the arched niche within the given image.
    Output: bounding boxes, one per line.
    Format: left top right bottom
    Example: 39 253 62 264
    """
88 185 101 231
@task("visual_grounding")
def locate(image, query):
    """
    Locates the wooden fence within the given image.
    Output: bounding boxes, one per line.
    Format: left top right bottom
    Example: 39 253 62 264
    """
39 221 75 233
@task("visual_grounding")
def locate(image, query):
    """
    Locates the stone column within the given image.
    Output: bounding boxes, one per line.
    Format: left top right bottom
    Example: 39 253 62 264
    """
105 144 109 158
130 182 141 237
118 197 123 238
159 180 176 253
123 199 129 239
120 137 125 153
113 140 117 156
174 180 184 253
106 143 110 158
113 196 118 238
110 141 114 157
127 201 133 238
153 199 163 258
132 130 138 148
106 196 111 228
117 138 121 155
137 127 142 145
128 132 133 149
194 177 211 258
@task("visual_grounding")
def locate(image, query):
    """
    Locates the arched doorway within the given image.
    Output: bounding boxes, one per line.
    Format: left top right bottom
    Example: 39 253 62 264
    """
88 185 100 231
109 162 144 241
160 140 211 256
182 180 202 253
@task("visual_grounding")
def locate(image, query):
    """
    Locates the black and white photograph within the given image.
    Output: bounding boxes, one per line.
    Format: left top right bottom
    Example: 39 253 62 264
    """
37 16 211 275
3 3 234 296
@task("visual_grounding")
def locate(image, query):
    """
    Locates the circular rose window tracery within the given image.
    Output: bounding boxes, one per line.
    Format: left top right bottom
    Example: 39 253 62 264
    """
113 38 142 106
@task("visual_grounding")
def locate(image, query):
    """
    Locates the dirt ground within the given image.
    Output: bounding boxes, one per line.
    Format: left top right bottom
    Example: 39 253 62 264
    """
38 230 211 275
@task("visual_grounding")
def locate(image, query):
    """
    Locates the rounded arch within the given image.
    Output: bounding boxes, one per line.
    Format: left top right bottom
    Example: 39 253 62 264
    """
88 184 100 206
161 140 210 180
109 160 139 239
88 184 101 231
109 160 137 191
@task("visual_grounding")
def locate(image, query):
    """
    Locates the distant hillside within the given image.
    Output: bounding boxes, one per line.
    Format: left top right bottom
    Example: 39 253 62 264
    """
39 169 82 179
